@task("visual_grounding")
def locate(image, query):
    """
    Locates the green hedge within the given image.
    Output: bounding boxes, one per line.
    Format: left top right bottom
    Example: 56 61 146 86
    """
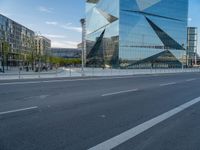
49 57 81 66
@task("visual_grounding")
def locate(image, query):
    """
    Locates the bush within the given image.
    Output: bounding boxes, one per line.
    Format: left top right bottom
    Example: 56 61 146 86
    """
49 57 81 66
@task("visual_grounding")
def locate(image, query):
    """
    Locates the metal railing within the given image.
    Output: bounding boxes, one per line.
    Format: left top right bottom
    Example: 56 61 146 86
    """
1 67 200 80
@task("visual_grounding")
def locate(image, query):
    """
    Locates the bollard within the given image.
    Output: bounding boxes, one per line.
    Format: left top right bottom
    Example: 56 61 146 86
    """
65 68 67 77
19 69 21 79
92 67 94 77
69 67 71 77
38 67 41 78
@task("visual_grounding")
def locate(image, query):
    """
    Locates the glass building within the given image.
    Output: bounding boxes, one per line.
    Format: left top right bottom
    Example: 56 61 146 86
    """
86 0 189 68
187 27 198 66
48 48 81 59
0 14 35 66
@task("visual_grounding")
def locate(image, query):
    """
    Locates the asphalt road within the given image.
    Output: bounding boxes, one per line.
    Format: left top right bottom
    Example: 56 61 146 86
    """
0 73 200 150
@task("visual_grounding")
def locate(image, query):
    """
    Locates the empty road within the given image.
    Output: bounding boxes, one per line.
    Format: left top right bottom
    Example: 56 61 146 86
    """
1 72 200 150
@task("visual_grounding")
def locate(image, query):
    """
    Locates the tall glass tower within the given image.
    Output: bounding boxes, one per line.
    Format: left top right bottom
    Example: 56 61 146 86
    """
86 0 188 68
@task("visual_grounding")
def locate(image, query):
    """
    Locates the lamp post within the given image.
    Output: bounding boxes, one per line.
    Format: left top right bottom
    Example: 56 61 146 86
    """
1 41 5 73
195 28 198 66
35 31 42 77
80 18 86 77
181 44 185 69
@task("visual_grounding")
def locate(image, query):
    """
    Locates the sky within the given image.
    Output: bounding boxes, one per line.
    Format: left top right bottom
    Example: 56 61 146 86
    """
0 0 199 50
0 0 84 48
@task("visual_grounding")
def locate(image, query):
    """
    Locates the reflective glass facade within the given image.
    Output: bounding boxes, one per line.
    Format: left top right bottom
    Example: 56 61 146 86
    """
187 27 198 66
86 0 188 68
0 14 35 66
0 14 35 53
86 0 119 67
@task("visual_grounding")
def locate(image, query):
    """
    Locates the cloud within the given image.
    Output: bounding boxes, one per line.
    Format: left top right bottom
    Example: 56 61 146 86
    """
63 22 73 26
61 24 82 33
51 40 80 48
45 21 58 25
45 21 81 33
43 34 67 39
42 34 80 48
38 6 53 13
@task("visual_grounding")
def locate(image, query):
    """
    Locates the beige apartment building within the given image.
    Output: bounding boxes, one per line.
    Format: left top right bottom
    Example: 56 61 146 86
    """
35 36 51 56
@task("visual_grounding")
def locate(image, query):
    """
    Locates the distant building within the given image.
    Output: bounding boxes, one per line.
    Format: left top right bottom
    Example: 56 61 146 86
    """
48 48 81 59
35 36 51 56
0 14 35 66
77 42 82 49
187 27 198 66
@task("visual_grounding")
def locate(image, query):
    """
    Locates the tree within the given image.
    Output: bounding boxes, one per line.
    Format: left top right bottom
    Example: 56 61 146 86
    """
1 41 10 72
25 37 37 71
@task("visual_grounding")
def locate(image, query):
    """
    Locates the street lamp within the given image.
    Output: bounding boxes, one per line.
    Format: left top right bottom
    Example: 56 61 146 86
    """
1 41 5 73
195 28 198 66
35 31 42 75
80 18 86 77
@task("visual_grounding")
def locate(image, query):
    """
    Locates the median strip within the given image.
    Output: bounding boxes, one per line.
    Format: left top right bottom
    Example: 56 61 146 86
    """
102 89 138 97
0 106 38 116
88 96 200 150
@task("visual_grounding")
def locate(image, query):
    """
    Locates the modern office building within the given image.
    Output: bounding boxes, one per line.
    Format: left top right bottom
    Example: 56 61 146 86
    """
0 14 35 66
86 0 189 68
48 48 81 59
35 36 51 56
187 27 198 66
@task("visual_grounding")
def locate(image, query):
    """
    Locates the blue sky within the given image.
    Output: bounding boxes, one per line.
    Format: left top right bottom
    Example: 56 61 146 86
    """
0 0 199 49
0 0 85 48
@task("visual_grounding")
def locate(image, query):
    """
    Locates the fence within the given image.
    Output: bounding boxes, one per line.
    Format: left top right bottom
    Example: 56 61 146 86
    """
1 67 200 80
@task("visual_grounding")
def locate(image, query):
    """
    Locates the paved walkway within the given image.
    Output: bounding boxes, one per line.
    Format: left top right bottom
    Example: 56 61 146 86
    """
0 68 65 80
0 67 200 80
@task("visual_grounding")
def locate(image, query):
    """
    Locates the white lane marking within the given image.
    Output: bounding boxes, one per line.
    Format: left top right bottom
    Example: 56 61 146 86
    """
102 89 138 97
0 76 140 86
24 95 49 100
88 97 200 150
186 78 196 82
0 106 38 115
160 82 176 86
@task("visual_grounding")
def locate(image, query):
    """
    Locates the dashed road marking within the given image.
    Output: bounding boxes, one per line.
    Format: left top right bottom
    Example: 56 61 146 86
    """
102 89 139 97
0 106 38 116
160 82 176 86
186 78 196 82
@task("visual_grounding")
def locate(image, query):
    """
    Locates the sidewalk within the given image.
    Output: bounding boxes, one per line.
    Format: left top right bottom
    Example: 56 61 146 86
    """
1 67 200 80
0 68 65 80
